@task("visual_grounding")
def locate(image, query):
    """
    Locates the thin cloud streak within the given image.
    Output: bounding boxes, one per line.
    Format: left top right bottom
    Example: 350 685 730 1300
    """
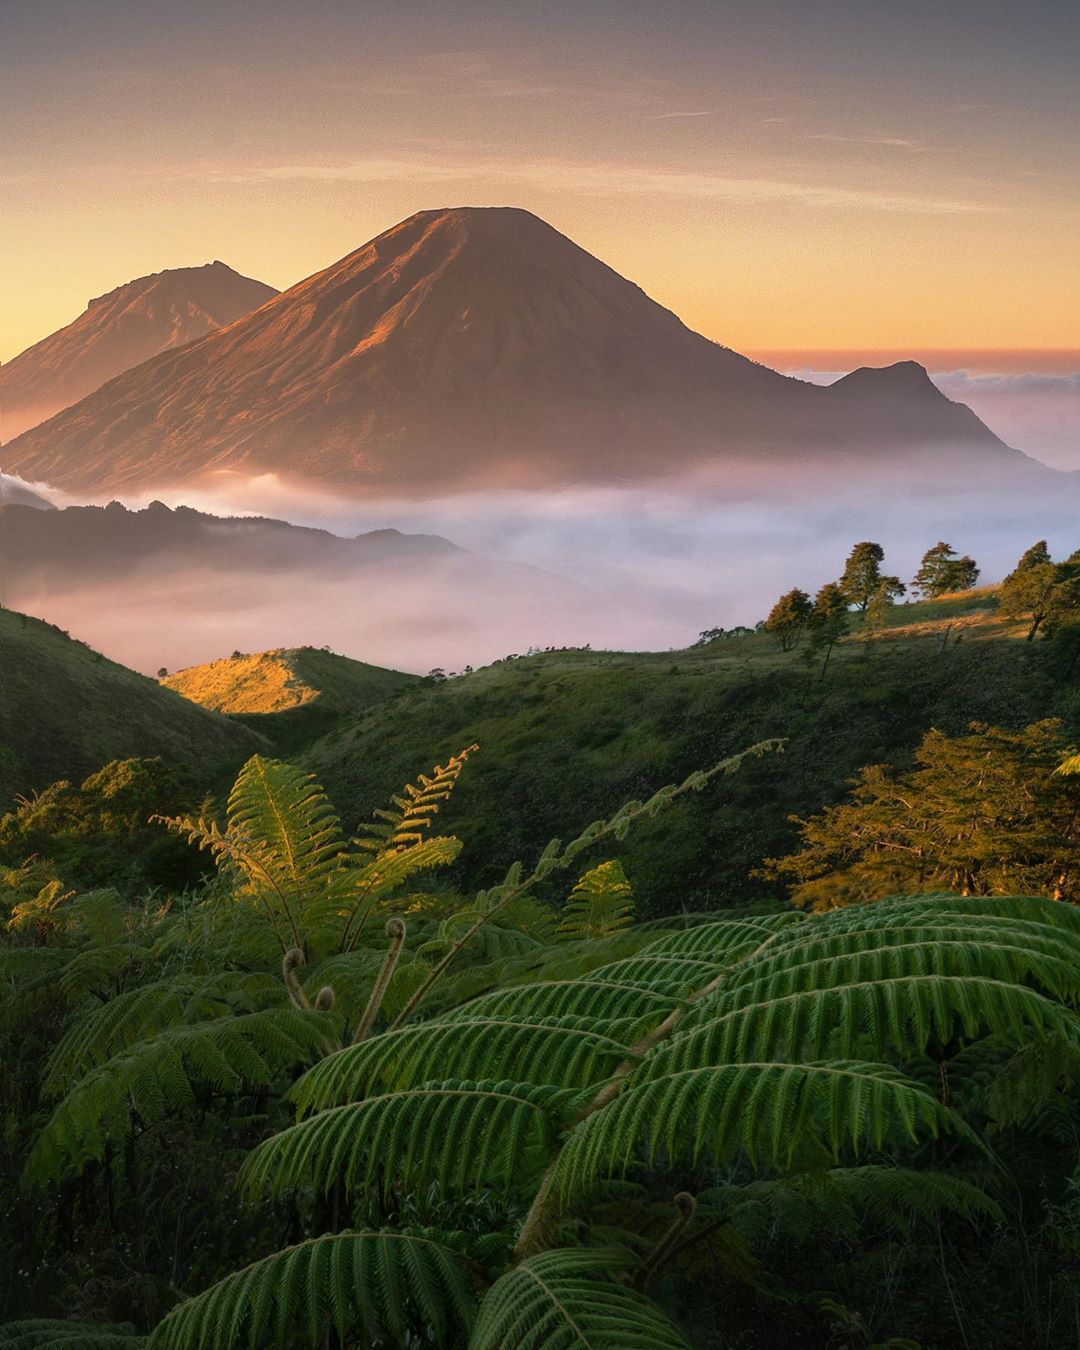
260 154 994 215
808 133 920 148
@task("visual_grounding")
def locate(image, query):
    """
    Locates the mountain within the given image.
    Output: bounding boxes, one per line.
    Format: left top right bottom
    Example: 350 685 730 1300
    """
0 208 1033 495
0 262 278 440
0 501 660 676
0 606 261 807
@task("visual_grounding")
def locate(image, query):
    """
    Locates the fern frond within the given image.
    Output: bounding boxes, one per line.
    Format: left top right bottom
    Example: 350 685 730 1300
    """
291 1015 641 1112
354 745 478 856
29 1007 336 1183
160 757 344 947
147 1229 475 1349
640 914 802 959
702 1166 1001 1244
663 977 1080 1068
471 1247 691 1349
554 1061 973 1200
242 1080 574 1200
447 977 683 1024
43 973 282 1096
558 861 635 939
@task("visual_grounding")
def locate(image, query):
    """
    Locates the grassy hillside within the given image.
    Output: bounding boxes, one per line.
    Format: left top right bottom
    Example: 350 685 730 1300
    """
162 646 419 752
303 588 1080 915
0 608 263 807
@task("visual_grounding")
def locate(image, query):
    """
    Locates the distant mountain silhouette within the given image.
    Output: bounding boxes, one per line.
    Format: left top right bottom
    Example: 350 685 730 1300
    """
0 500 463 586
0 262 277 439
0 500 634 675
0 209 1039 493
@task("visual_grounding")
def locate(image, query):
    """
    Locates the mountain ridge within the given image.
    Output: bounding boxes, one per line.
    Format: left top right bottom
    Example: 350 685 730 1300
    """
0 262 278 440
0 207 1035 494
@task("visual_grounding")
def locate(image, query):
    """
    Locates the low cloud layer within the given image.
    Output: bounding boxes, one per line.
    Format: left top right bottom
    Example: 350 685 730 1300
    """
8 467 1080 676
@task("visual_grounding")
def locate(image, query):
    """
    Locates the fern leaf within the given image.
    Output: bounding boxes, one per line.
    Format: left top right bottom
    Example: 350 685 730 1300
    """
558 861 635 939
354 746 477 856
291 1015 641 1113
664 976 1080 1067
449 977 684 1024
554 1061 974 1200
28 1007 336 1183
242 1080 574 1200
43 973 282 1096
148 1229 475 1349
471 1248 691 1349
702 1166 1001 1244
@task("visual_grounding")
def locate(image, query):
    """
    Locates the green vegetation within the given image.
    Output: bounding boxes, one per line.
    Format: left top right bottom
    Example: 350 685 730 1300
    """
0 608 260 809
764 720 1080 908
5 746 1080 1347
911 540 980 599
162 646 419 754
6 536 1080 1346
302 592 1080 913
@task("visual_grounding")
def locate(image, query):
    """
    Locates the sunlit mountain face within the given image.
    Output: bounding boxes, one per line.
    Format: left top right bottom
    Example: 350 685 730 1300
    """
1 207 1031 499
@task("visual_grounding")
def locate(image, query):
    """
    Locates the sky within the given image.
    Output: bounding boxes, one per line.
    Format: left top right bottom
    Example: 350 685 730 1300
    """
3 0 1079 364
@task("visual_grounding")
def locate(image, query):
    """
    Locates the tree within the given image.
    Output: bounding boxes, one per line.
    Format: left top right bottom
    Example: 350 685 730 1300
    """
157 666 169 679
839 542 884 612
763 588 812 651
912 541 980 599
864 581 897 636
1012 540 1052 572
999 544 1080 641
763 720 1080 909
808 582 850 678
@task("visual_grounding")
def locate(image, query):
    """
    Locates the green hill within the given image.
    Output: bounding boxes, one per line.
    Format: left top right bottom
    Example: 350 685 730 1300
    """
162 646 419 752
302 589 1080 915
0 608 263 807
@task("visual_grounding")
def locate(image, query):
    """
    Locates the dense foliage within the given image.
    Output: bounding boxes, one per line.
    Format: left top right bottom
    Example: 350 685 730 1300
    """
765 720 1080 908
4 737 1080 1348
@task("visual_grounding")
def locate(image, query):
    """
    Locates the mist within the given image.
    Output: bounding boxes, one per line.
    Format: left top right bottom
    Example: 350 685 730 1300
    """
6 458 1079 675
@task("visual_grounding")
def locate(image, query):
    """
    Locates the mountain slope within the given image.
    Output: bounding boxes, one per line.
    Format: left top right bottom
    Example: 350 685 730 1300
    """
301 590 1076 911
0 608 262 807
0 208 1026 494
0 262 278 440
162 646 418 714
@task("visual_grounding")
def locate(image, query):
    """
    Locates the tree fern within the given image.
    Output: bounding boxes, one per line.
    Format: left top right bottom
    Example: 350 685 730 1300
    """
558 861 635 939
657 976 1080 1068
700 1166 1002 1244
290 1014 643 1112
471 1248 692 1349
354 745 478 855
448 976 685 1023
553 1061 974 1200
148 1230 477 1349
159 757 345 950
29 1007 337 1182
42 972 283 1096
242 1080 578 1200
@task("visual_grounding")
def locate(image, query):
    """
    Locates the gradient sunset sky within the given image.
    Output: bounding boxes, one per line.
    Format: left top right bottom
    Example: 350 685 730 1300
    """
3 0 1078 363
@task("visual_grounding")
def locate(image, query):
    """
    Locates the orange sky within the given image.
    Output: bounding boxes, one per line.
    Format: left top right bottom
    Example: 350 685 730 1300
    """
3 1 1079 363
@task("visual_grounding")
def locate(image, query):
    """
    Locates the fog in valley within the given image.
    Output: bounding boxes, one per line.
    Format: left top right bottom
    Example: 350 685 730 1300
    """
4 442 1078 676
